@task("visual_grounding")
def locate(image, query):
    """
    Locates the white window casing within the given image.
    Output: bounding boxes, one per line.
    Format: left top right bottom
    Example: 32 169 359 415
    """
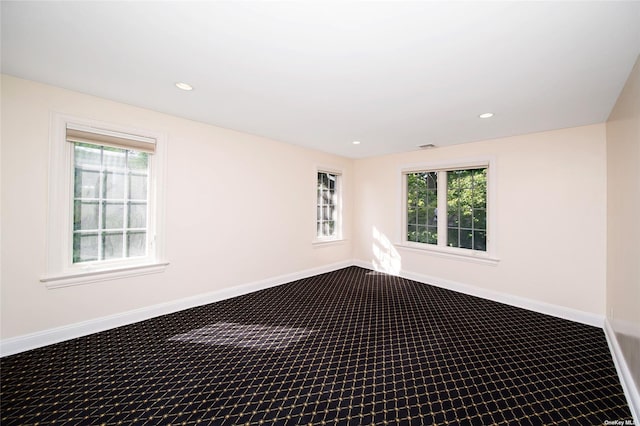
41 113 168 288
313 166 344 245
398 157 499 264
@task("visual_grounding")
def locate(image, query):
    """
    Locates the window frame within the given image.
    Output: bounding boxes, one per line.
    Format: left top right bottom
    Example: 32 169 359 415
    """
71 142 151 264
398 157 498 263
41 113 168 288
313 167 344 244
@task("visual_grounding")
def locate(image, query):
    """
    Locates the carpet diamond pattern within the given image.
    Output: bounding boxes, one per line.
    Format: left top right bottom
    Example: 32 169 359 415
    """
1 267 632 424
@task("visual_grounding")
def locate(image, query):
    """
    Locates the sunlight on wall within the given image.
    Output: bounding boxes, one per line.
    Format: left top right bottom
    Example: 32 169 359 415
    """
372 227 402 275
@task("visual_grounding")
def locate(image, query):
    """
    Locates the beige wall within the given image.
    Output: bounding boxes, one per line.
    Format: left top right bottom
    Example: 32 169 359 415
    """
607 56 640 388
0 75 353 339
353 124 608 315
0 72 622 345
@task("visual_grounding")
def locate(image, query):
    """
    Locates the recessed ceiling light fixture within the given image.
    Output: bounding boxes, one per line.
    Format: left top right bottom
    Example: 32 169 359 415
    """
175 82 193 91
478 112 494 119
352 140 361 145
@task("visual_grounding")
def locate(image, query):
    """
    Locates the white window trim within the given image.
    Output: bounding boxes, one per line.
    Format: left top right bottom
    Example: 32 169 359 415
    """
41 113 169 288
312 166 345 244
396 157 499 264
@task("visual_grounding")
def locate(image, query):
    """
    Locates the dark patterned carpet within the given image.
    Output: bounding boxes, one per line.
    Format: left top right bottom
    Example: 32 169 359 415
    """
0 267 632 425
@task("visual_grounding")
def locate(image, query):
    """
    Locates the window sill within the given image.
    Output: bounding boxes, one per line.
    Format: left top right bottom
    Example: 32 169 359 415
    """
41 261 170 289
312 238 347 247
395 243 500 265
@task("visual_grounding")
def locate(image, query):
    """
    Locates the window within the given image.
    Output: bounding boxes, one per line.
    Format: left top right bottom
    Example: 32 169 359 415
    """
72 141 150 263
445 169 487 250
406 171 439 245
316 170 341 240
42 115 167 287
403 161 492 258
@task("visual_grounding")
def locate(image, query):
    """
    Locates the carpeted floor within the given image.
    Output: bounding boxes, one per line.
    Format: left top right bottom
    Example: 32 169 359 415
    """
0 267 632 424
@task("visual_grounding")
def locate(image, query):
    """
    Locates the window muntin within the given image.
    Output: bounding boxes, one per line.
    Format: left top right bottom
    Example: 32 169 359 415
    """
405 166 488 253
406 172 438 245
72 143 150 263
446 168 487 251
317 171 340 239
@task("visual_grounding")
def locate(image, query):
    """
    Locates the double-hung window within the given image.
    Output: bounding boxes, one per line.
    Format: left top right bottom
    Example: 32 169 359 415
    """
316 170 342 241
42 115 167 287
403 160 494 259
69 126 153 263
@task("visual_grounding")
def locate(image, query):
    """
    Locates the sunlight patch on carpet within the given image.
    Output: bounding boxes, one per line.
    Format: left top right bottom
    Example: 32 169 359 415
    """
169 322 315 350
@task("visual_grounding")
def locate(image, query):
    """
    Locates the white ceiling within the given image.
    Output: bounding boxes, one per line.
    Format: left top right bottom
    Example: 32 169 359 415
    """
2 1 639 158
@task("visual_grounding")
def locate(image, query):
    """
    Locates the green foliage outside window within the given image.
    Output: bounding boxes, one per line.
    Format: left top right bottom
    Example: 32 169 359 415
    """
406 172 438 244
447 168 487 251
407 168 487 251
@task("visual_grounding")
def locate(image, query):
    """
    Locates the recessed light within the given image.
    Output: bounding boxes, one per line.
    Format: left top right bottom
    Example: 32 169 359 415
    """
352 140 361 145
478 112 494 119
175 82 193 91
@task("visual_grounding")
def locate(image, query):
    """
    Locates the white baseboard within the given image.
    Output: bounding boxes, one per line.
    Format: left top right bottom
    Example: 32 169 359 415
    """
4 259 634 421
0 260 352 357
353 259 604 328
604 319 640 424
356 260 636 420
0 259 607 356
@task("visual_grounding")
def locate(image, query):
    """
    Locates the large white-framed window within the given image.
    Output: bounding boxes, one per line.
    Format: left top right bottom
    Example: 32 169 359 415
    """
400 158 497 262
42 114 168 288
315 169 343 243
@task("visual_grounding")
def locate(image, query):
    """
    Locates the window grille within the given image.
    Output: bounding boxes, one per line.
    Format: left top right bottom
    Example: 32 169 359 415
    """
317 171 339 239
68 125 155 263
